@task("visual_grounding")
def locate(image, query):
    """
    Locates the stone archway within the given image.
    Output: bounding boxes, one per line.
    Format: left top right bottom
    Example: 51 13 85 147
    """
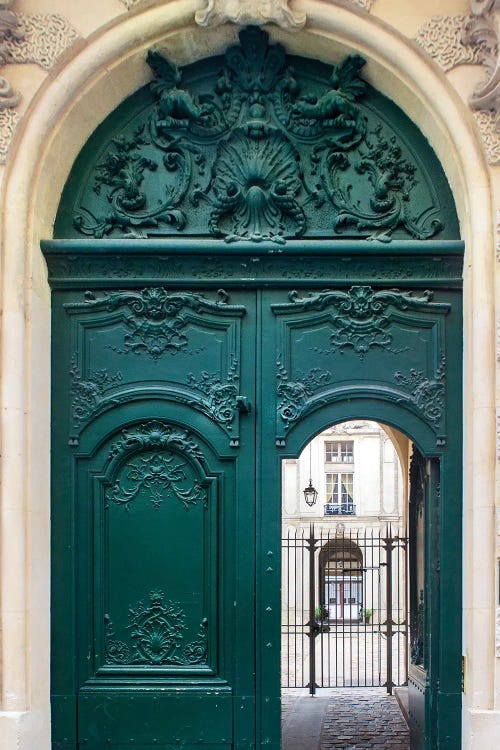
0 3 493 748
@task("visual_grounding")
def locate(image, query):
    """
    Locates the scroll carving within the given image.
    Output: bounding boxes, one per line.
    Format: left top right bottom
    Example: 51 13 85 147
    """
462 0 500 111
0 1 22 110
414 8 500 165
78 288 238 360
275 286 439 358
105 590 208 666
106 421 208 511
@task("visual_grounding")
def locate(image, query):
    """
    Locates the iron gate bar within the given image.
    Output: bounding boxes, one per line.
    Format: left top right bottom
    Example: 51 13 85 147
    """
281 524 409 691
385 525 394 695
308 525 317 695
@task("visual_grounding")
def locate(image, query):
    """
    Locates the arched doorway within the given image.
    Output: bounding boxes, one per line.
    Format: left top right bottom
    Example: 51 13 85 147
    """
42 26 462 750
320 537 364 622
281 420 408 694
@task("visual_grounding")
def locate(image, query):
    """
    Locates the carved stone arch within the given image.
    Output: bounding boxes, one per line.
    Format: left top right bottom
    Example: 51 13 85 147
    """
0 3 492 749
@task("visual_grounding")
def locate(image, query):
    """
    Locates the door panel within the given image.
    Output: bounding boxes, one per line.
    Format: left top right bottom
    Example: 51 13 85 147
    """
259 285 462 750
51 288 256 750
51 275 462 750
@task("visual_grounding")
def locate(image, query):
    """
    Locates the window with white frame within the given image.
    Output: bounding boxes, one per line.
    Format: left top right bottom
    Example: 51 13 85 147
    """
325 472 354 507
325 440 354 463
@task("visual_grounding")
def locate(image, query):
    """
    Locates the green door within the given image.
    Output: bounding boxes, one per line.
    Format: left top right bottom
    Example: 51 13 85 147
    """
46 25 464 749
46 268 463 750
50 287 257 750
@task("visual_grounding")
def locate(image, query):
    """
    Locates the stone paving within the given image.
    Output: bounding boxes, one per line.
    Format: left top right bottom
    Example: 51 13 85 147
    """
282 688 410 750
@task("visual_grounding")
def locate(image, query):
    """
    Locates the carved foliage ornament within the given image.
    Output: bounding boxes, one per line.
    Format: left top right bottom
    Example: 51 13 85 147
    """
187 358 239 427
79 287 236 360
106 421 208 512
277 361 331 428
69 27 451 244
70 354 122 425
105 590 208 666
394 356 446 428
276 285 438 357
0 0 21 110
462 0 500 111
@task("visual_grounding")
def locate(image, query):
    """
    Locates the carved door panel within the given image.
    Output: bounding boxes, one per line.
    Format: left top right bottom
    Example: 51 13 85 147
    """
258 285 462 750
266 285 450 446
50 288 256 750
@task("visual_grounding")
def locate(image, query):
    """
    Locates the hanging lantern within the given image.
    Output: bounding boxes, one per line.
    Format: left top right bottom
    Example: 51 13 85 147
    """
303 479 318 507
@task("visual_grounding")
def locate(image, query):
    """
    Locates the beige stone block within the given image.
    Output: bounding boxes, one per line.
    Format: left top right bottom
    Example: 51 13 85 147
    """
374 0 470 38
465 607 495 708
465 708 500 749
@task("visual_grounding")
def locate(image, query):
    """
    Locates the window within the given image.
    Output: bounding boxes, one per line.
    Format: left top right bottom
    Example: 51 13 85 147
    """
325 440 353 463
324 472 355 515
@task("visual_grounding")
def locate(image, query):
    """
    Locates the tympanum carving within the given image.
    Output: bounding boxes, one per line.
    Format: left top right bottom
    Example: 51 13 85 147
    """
66 27 452 243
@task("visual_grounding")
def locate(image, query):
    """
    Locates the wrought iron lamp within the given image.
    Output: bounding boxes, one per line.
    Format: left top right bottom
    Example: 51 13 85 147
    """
303 443 318 507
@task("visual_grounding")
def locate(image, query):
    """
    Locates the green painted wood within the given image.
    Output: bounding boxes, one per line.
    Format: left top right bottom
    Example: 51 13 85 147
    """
47 263 463 750
48 27 463 750
50 287 258 749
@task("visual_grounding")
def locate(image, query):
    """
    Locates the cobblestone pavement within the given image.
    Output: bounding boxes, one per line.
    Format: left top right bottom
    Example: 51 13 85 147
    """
282 688 410 750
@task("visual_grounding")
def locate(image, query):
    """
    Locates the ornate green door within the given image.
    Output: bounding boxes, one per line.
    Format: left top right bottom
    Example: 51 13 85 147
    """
45 26 463 750
49 287 257 750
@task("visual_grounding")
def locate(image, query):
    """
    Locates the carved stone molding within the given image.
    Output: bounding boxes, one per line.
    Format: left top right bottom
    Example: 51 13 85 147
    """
462 0 500 111
497 408 500 459
119 0 143 9
496 606 500 657
496 209 500 260
350 0 375 9
0 3 80 163
414 16 480 72
3 14 79 70
0 0 22 110
0 105 18 161
195 0 306 29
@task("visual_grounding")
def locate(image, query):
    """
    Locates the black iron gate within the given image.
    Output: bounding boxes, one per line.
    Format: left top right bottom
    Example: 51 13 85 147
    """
281 525 408 694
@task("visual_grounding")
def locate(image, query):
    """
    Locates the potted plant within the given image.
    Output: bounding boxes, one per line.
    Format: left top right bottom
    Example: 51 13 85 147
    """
315 605 330 632
362 608 373 624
